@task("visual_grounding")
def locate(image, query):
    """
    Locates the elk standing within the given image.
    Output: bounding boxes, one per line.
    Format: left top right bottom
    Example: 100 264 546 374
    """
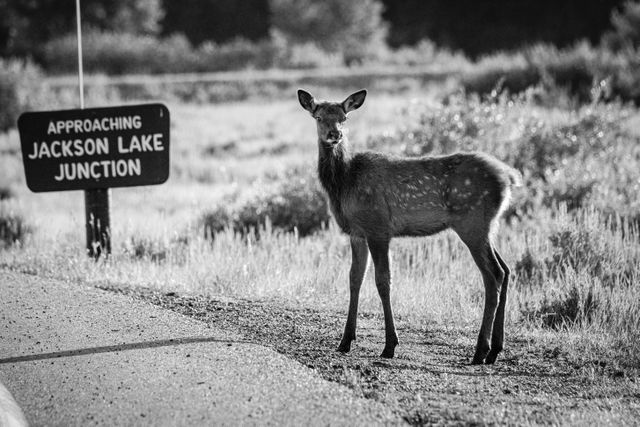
298 89 522 364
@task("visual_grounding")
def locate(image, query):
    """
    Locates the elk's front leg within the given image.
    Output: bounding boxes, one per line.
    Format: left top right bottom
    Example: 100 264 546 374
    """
368 239 399 358
338 237 369 353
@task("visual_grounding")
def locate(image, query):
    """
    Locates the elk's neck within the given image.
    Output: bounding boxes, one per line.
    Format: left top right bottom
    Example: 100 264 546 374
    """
317 140 350 207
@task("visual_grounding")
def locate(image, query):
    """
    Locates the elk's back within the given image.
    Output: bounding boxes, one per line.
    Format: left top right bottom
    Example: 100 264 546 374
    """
338 152 518 239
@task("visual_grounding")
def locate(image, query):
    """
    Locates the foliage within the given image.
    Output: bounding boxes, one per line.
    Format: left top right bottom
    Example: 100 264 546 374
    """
196 38 281 72
161 0 269 46
202 172 329 238
518 210 639 331
41 30 285 75
461 42 640 104
0 0 629 60
42 30 197 75
269 0 388 63
382 0 624 56
382 39 470 69
603 0 640 50
0 59 53 132
123 234 190 263
0 0 163 56
0 186 14 201
0 203 30 249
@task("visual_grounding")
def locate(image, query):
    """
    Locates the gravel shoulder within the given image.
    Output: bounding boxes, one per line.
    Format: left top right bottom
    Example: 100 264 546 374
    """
101 284 640 425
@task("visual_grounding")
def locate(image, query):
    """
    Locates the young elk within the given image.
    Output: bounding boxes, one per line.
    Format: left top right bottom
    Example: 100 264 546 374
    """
298 89 522 364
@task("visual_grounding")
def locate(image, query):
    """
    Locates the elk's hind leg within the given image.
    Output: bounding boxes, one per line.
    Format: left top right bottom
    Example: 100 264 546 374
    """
485 248 510 364
367 239 399 358
455 228 505 364
338 237 369 353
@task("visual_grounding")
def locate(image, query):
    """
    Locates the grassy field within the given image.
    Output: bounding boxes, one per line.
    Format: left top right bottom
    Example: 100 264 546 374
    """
1 78 639 419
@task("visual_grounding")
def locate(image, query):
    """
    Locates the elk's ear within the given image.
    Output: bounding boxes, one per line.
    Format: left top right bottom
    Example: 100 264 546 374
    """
342 89 367 113
297 89 316 113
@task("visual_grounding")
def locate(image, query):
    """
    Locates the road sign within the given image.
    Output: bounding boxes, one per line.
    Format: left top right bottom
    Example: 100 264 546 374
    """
18 103 170 193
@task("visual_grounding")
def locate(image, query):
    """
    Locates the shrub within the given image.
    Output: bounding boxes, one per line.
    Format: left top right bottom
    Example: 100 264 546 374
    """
0 59 53 132
41 30 199 75
272 35 343 69
202 172 329 238
602 0 640 50
382 39 470 70
462 42 640 104
461 52 540 96
123 234 189 263
41 30 307 75
0 187 14 201
518 212 639 330
195 37 281 72
547 226 636 286
536 284 598 329
0 204 30 249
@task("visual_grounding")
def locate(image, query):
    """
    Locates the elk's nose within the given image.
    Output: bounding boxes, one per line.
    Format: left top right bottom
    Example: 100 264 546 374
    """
327 130 342 142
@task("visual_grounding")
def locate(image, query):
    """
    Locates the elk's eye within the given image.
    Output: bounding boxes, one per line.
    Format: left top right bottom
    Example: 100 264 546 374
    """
315 117 322 122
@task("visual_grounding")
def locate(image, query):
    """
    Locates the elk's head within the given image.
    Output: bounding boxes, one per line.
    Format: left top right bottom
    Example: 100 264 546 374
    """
298 89 367 147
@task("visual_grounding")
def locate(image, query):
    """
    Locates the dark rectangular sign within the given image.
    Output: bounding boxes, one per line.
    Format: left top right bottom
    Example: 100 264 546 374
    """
18 103 170 192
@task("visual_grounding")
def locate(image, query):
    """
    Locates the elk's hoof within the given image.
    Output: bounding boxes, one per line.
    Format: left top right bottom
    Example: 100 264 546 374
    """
380 347 395 359
485 350 500 364
337 341 351 353
471 356 485 365
472 343 490 365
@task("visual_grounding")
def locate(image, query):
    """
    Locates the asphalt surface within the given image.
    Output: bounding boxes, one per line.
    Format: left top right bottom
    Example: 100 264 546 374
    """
0 271 399 426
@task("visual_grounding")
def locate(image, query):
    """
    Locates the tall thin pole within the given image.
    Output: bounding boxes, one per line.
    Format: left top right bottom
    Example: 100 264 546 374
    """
75 0 84 109
76 0 111 258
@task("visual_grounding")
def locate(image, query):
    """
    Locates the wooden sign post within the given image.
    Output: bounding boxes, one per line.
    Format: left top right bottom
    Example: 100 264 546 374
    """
16 0 170 258
75 0 110 258
18 104 171 256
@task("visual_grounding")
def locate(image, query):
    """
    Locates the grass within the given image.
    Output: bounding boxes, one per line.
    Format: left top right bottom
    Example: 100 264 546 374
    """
1 84 639 374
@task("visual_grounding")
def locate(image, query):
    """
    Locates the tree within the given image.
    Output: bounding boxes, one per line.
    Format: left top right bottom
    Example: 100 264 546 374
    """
0 0 164 57
269 0 388 63
161 0 269 46
603 0 640 49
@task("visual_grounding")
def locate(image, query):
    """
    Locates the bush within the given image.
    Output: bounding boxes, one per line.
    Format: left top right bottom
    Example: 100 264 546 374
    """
202 172 329 238
122 234 189 263
42 30 199 75
195 37 281 71
382 39 470 70
0 187 14 201
0 59 53 132
0 204 30 249
536 285 598 329
461 52 540 96
517 212 639 330
462 42 640 104
603 0 640 50
42 29 336 75
270 31 342 69
547 226 636 286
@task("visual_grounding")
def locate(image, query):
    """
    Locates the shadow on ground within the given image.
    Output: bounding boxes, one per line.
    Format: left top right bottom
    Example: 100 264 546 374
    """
0 336 248 364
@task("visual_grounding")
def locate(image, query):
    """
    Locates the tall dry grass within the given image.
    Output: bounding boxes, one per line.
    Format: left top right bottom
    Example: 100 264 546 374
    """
1 87 639 369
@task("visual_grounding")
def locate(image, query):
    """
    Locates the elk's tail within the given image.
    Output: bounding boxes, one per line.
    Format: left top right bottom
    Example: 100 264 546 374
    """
496 165 522 224
507 167 523 188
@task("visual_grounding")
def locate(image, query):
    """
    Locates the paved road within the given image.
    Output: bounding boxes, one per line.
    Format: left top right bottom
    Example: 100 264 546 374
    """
0 271 399 426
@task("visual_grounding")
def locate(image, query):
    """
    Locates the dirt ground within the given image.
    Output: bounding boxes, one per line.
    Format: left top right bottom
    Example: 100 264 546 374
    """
101 285 640 425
